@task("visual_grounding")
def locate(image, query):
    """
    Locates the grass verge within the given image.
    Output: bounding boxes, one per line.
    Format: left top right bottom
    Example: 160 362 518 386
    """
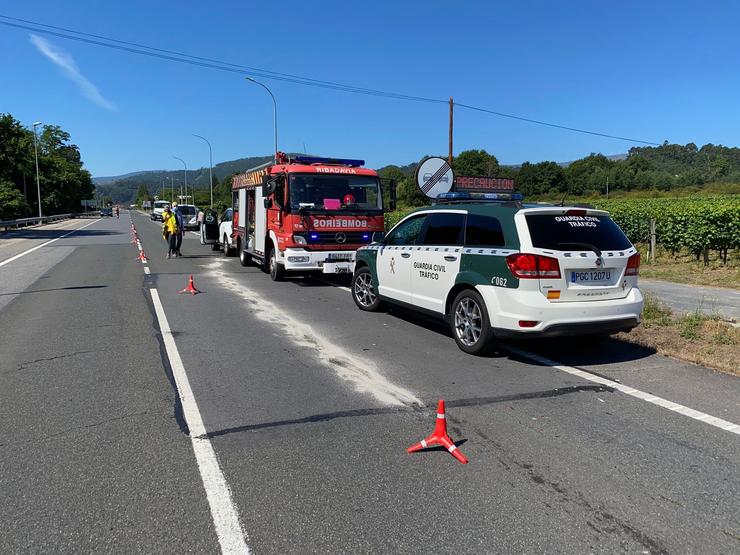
617 294 739 375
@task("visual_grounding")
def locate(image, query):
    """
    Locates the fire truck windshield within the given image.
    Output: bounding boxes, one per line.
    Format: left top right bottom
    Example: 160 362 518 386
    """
288 174 382 212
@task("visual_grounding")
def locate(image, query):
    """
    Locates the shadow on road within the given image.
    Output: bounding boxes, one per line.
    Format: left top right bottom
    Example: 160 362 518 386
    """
506 336 657 366
0 229 119 240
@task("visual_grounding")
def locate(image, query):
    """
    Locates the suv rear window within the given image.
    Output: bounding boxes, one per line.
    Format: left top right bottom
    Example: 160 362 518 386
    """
525 213 632 251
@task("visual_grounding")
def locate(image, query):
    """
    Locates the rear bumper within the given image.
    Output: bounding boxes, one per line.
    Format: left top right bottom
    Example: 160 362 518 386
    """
494 316 639 338
477 284 644 337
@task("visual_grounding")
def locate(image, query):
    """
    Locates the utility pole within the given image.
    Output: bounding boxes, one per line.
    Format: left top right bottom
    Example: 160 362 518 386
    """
173 156 188 203
32 121 43 218
606 175 609 199
448 97 454 166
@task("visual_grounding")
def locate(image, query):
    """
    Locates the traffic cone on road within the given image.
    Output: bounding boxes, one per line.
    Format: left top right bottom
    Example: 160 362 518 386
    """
179 274 201 295
407 399 468 464
136 249 148 262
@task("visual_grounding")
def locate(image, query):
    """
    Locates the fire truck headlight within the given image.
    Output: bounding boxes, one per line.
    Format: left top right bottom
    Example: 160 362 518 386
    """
288 256 310 263
292 234 307 245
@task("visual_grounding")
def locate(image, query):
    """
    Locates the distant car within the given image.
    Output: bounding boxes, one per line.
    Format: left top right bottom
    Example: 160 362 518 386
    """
100 207 113 217
151 200 169 221
176 204 199 230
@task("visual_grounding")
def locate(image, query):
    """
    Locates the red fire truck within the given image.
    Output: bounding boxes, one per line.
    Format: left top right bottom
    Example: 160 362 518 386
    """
224 153 393 281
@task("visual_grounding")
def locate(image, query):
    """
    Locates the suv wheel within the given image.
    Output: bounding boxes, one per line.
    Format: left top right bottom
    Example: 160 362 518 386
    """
269 248 284 281
351 267 382 311
450 289 495 355
223 235 233 257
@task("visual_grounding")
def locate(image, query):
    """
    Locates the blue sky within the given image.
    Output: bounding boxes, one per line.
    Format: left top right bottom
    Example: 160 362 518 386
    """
1 1 738 177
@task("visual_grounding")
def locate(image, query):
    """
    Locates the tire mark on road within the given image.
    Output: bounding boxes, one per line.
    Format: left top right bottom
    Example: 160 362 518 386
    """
200 385 612 439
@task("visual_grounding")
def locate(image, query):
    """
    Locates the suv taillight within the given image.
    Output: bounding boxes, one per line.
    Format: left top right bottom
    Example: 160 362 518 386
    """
625 253 640 276
506 253 561 279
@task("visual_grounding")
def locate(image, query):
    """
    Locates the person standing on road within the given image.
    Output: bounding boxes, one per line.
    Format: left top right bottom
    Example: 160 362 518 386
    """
115 206 120 218
162 206 178 259
172 202 184 257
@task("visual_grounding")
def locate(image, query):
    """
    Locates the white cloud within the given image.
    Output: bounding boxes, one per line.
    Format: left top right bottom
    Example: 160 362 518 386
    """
29 34 117 111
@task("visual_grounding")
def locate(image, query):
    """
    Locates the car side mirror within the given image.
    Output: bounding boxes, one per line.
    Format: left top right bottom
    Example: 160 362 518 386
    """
262 175 277 196
372 231 386 243
264 198 273 209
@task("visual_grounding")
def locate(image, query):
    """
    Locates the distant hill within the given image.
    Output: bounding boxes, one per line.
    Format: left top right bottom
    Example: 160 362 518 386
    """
93 155 274 204
93 143 740 204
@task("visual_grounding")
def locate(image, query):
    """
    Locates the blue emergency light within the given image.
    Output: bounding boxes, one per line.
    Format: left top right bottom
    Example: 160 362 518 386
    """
294 156 365 167
437 191 524 201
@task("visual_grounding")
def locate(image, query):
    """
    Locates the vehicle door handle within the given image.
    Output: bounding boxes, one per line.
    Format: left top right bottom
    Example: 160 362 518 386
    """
444 255 457 262
401 253 411 258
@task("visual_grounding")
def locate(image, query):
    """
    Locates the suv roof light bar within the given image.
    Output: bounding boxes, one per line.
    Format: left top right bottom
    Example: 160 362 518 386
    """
436 191 524 201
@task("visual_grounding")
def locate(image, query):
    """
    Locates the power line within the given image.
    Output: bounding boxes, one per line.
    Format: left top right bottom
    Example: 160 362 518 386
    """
0 14 661 146
454 103 659 145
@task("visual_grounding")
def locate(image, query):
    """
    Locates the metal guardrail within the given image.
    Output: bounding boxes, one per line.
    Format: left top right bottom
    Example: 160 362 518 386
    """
0 211 100 232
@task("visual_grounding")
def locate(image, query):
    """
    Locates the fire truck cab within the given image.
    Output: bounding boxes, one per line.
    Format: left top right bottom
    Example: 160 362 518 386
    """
230 153 392 281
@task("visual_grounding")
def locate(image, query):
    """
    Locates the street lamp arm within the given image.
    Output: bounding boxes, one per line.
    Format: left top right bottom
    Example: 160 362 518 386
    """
192 134 214 209
246 77 278 162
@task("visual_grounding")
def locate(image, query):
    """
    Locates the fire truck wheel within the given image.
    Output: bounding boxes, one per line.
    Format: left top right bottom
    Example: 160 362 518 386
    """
269 248 284 281
239 240 250 267
351 266 382 312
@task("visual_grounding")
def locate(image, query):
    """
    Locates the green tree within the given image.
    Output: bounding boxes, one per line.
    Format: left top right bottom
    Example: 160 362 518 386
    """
453 150 499 176
135 184 152 205
516 161 566 196
0 180 31 220
378 165 406 208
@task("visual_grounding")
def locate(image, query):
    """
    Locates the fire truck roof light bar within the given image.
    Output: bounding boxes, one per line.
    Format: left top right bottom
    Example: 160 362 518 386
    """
293 156 365 167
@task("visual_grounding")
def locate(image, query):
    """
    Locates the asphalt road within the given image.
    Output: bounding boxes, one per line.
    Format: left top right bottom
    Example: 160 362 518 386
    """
639 278 740 321
0 211 738 554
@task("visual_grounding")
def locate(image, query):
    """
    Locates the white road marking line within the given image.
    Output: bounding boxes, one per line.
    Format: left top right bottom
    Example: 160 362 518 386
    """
149 289 250 554
0 218 100 268
506 345 740 436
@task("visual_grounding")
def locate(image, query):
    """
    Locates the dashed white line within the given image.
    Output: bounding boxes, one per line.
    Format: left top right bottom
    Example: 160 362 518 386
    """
149 288 250 553
505 345 740 435
0 218 100 268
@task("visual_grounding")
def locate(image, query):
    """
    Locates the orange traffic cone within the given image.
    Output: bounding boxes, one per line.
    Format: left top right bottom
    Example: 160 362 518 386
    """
137 250 148 262
407 400 468 464
179 274 201 295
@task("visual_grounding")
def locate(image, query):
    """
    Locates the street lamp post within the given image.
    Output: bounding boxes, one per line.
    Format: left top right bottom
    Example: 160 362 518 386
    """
193 134 213 208
173 156 188 204
32 121 42 218
245 77 278 162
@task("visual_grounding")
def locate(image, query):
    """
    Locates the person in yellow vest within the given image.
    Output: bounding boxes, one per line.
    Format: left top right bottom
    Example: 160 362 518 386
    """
162 206 179 259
